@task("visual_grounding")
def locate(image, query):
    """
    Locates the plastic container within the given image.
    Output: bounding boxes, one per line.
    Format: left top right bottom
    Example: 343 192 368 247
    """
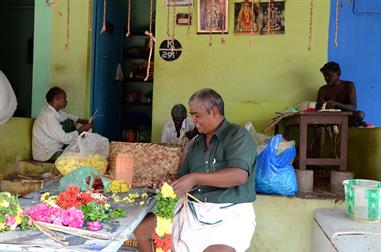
343 179 381 223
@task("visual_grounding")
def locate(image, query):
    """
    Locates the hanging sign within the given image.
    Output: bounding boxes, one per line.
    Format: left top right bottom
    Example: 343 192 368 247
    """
159 39 182 61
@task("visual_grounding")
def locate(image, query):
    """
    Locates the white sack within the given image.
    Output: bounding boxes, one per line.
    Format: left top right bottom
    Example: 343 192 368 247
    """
0 70 17 125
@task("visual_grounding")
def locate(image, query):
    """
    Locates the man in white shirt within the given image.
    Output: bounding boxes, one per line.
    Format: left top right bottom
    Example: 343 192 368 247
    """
32 87 93 162
161 104 198 146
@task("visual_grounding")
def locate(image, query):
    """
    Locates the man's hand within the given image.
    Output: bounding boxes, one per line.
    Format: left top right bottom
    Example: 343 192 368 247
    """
77 122 93 134
326 100 339 109
172 174 197 197
77 118 89 124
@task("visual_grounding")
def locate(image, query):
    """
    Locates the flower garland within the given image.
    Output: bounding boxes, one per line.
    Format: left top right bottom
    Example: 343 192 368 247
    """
0 192 30 232
153 183 178 252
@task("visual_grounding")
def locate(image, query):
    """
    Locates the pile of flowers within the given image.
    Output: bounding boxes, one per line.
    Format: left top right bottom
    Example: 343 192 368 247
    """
109 180 130 194
0 192 30 232
153 183 178 252
25 186 126 231
25 204 84 228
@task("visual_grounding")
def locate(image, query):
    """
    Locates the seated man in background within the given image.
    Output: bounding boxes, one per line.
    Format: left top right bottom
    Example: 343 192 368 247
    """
136 88 257 252
32 87 93 162
316 61 365 127
161 103 198 146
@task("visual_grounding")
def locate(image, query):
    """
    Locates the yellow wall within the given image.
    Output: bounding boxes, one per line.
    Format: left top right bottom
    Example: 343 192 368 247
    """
151 1 330 142
49 0 92 118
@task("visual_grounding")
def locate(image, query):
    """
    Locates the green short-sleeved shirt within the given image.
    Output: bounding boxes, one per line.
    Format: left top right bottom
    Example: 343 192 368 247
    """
178 120 257 204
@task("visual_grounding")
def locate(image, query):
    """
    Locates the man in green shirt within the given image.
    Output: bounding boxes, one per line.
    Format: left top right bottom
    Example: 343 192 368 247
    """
135 88 257 252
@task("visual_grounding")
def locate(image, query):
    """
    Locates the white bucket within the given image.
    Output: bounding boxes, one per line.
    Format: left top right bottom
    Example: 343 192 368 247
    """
343 179 381 223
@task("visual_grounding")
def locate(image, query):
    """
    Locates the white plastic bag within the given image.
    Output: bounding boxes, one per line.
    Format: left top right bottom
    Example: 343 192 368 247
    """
0 71 17 125
55 132 110 175
245 122 270 155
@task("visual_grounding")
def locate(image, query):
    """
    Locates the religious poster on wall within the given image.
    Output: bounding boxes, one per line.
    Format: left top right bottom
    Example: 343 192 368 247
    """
260 1 285 35
176 13 192 25
166 0 193 7
197 0 228 33
234 0 260 34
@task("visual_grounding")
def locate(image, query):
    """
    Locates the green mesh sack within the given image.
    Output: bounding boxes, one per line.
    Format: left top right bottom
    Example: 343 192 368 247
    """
58 166 110 192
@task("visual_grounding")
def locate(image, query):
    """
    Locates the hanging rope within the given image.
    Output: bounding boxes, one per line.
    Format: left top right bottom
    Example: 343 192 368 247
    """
126 0 132 37
308 0 314 51
88 0 92 31
187 0 192 38
220 0 225 44
144 0 155 82
209 0 214 47
64 0 70 50
334 0 339 47
45 0 62 16
171 1 176 49
101 0 107 33
249 0 255 46
166 1 171 38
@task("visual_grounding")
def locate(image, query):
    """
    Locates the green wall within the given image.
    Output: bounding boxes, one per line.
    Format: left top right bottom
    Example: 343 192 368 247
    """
32 0 52 117
151 1 330 142
32 0 92 118
251 195 344 252
0 117 33 179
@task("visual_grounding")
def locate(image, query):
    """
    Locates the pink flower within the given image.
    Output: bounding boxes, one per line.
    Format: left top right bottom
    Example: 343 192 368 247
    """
60 208 84 228
87 221 103 231
5 214 16 228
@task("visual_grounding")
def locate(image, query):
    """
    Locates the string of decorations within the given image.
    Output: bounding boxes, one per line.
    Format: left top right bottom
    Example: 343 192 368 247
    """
101 0 107 33
209 0 215 47
144 0 155 81
334 0 339 47
172 1 176 46
166 2 171 38
64 0 70 50
308 0 314 51
125 0 131 37
221 0 226 44
88 0 92 31
187 0 192 38
45 0 62 16
249 0 256 46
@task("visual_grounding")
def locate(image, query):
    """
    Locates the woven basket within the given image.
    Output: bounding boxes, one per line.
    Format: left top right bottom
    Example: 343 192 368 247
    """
108 142 184 188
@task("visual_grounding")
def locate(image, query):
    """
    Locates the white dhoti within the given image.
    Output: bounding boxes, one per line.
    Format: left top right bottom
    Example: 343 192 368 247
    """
172 201 256 252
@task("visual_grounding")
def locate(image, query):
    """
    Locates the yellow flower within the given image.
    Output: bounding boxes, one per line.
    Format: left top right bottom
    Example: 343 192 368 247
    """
0 200 9 208
114 196 121 203
40 192 50 202
0 223 5 231
155 216 173 236
156 248 164 252
15 215 22 225
161 182 176 199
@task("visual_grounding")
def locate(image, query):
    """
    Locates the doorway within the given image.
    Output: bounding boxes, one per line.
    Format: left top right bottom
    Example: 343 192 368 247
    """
91 0 155 142
0 0 34 117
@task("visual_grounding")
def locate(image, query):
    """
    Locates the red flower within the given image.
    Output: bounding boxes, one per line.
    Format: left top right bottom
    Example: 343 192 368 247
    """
153 233 172 252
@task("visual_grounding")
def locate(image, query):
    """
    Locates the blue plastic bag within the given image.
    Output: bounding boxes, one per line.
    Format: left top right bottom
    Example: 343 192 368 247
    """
255 134 298 196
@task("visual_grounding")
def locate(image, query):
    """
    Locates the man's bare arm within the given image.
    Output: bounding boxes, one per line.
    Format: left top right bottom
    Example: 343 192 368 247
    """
172 168 248 196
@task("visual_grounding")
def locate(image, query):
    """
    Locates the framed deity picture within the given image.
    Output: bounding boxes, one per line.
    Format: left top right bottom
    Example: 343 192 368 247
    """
166 0 193 7
234 1 260 34
197 0 228 34
260 1 285 35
